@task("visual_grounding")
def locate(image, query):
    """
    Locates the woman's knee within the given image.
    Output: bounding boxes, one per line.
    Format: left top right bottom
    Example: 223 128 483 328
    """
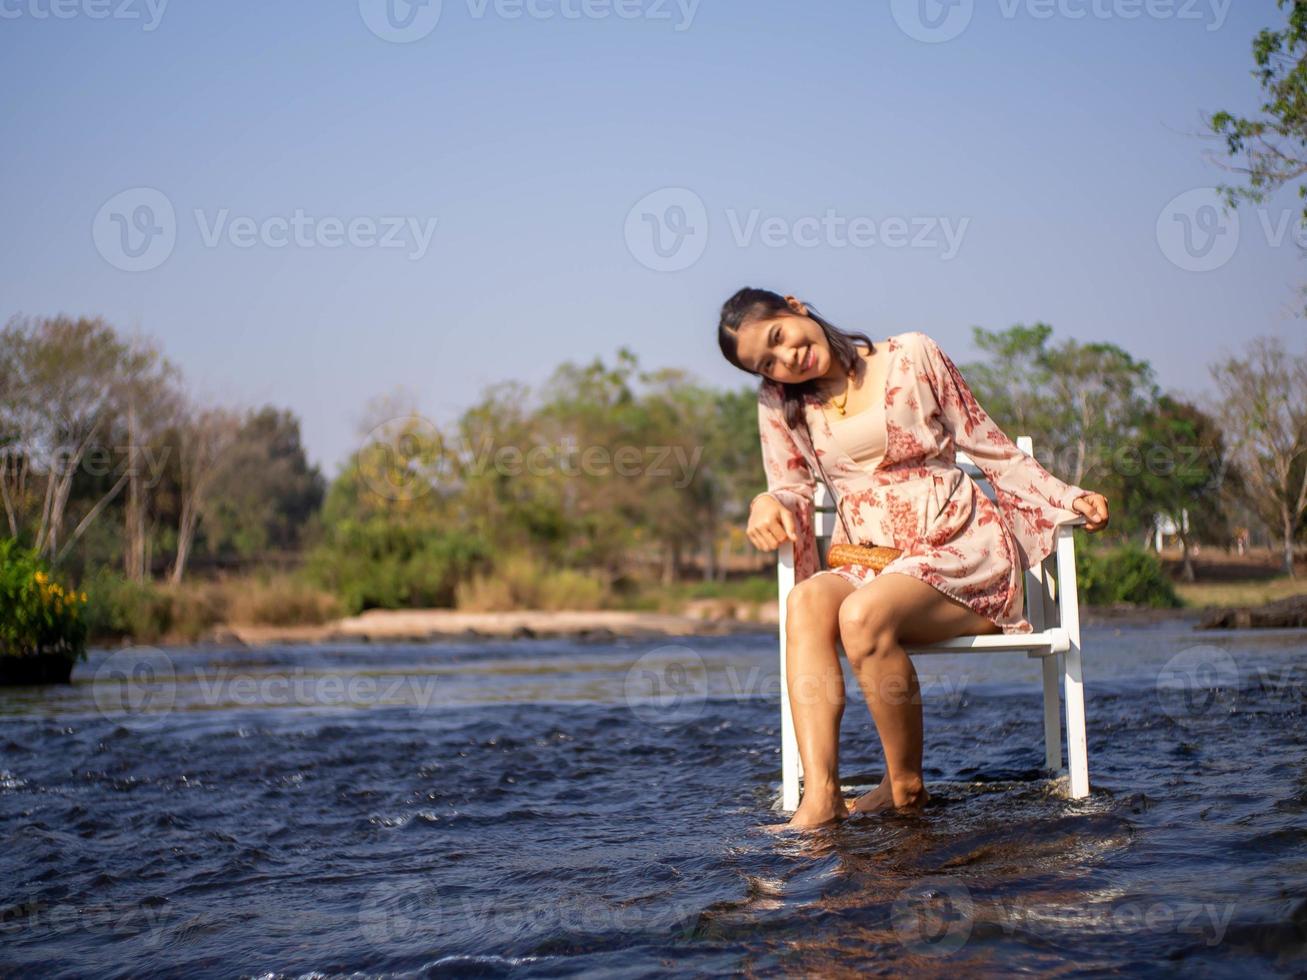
838 593 897 665
785 576 845 631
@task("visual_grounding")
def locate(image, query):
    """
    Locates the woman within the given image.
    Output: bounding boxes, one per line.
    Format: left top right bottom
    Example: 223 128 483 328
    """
717 288 1110 830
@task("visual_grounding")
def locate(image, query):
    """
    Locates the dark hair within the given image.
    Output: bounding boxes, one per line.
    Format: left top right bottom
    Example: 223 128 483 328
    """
717 286 876 431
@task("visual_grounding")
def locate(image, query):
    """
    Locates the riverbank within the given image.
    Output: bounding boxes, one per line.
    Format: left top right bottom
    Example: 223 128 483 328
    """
208 600 780 647
192 599 1219 648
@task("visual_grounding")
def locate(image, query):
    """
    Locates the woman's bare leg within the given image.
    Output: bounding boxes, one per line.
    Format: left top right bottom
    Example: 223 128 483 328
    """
838 572 1001 812
783 572 856 828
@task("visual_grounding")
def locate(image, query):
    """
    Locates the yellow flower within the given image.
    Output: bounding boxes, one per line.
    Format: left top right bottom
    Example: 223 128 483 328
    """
81 592 88 603
34 571 47 584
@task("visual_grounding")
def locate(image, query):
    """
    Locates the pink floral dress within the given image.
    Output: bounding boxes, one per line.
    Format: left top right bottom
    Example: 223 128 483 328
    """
757 330 1090 634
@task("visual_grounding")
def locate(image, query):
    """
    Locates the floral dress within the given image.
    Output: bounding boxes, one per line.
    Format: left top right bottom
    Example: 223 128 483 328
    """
757 330 1089 635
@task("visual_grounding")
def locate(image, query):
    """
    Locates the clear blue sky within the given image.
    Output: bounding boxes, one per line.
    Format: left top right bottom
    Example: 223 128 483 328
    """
1 0 1301 476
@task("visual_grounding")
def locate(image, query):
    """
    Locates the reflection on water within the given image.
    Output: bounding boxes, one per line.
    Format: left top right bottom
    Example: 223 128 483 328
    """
1 623 1305 976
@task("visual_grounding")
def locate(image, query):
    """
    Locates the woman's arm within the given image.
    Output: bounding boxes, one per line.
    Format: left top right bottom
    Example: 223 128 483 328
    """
916 332 1091 513
756 384 820 581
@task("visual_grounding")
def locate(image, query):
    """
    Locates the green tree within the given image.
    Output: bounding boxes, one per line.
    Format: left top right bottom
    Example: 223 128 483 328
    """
1120 395 1230 581
1211 0 1307 221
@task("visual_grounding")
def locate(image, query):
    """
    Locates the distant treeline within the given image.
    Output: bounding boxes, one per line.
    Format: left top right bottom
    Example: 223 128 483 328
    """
1 315 1304 621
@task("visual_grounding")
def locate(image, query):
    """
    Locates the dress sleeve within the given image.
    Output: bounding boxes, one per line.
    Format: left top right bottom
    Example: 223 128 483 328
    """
917 332 1090 513
756 384 820 582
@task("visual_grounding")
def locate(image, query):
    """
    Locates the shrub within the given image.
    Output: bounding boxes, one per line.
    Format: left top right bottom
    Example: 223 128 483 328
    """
303 518 491 614
1073 537 1181 608
455 552 612 611
223 574 342 626
0 539 89 661
80 568 228 644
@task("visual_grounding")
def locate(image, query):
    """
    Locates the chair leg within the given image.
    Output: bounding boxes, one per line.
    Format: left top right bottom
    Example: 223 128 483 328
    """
778 541 800 813
1055 528 1089 799
1041 653 1062 772
1064 644 1089 799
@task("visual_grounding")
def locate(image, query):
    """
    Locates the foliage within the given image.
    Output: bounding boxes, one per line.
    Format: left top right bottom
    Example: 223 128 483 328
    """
200 407 326 558
302 514 491 615
1073 536 1182 608
0 538 89 660
455 552 612 611
1210 0 1307 221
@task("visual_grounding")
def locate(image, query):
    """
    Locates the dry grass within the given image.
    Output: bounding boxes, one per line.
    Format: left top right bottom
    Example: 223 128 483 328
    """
221 574 343 626
455 553 612 611
1175 577 1307 609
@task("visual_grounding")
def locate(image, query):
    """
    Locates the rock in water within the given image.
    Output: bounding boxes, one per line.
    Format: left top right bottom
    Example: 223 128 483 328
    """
1199 593 1307 630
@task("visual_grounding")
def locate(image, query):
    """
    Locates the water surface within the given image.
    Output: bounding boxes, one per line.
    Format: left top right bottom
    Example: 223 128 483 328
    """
2 621 1305 976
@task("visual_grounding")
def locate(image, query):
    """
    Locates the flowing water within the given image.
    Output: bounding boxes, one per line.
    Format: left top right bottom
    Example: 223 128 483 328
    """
2 620 1305 977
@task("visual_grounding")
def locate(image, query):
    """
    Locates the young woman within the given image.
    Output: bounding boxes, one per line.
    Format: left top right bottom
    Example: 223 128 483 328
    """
717 287 1110 830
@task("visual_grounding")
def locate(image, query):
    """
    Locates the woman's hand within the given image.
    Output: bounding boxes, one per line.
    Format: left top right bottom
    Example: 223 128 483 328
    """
747 493 798 552
1071 492 1109 532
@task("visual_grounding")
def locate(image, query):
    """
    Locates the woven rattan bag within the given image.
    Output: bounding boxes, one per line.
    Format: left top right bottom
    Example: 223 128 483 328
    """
825 542 903 572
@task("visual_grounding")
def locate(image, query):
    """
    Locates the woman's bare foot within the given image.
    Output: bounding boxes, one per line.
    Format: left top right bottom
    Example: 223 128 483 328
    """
846 777 930 815
845 777 893 815
786 786 848 830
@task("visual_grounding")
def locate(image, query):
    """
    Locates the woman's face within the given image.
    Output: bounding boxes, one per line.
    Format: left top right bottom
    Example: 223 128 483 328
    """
737 304 832 384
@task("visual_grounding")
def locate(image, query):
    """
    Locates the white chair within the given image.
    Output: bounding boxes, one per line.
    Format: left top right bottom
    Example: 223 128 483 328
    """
775 436 1090 812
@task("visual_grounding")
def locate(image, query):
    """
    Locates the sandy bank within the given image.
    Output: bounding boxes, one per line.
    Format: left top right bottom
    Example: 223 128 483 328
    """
204 598 1227 648
215 600 779 646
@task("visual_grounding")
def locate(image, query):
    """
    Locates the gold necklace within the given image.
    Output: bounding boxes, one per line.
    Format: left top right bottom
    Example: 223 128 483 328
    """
832 384 851 416
819 376 852 416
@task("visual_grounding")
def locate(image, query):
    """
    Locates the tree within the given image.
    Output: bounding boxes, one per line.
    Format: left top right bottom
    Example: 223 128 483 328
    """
1121 395 1231 581
1210 335 1307 576
1211 0 1307 222
0 315 178 567
1210 0 1307 311
200 406 326 560
169 403 243 584
961 324 1159 539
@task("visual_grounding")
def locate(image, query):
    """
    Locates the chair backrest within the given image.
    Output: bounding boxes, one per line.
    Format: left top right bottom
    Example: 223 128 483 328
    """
812 436 1041 622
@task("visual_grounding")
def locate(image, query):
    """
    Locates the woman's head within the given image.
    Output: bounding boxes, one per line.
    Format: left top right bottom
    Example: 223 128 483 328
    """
717 287 876 427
